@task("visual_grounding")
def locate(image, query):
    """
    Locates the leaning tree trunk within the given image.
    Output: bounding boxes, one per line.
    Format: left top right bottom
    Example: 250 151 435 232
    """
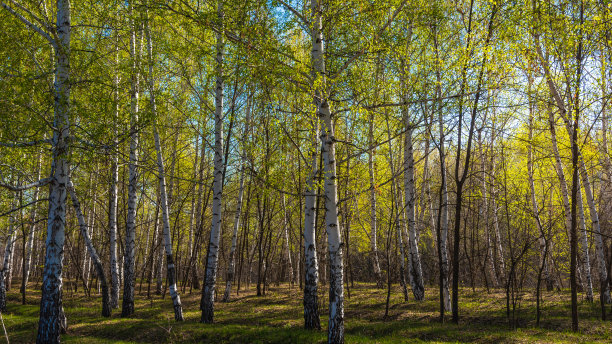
67 181 111 317
201 0 225 323
146 12 184 321
536 31 595 304
579 160 610 303
122 3 141 317
37 1 71 342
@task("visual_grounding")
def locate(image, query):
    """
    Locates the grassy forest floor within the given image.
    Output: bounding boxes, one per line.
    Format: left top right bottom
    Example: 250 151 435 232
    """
2 282 612 343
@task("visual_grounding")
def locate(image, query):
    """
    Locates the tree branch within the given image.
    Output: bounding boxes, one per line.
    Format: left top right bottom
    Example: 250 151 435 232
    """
0 177 52 191
1 1 54 45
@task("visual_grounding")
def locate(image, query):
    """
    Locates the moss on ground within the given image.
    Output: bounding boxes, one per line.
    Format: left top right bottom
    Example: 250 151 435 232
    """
2 283 611 343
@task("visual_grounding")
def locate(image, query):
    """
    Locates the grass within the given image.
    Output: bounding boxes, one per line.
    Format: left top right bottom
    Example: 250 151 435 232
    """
2 282 611 343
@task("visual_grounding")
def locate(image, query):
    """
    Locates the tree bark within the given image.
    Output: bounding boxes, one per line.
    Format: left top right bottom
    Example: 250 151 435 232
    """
37 0 71 341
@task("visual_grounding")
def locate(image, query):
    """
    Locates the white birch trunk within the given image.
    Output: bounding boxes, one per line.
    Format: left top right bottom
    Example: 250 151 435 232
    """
577 180 594 301
282 194 294 284
37 1 71 341
436 79 451 314
399 62 425 300
579 161 610 303
368 117 382 288
201 0 225 323
122 2 141 317
311 0 344 340
303 119 320 330
108 34 120 311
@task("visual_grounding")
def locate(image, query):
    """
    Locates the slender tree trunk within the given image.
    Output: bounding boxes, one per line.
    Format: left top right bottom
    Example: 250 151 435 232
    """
368 55 383 289
108 83 120 309
122 2 141 317
222 95 250 301
433 23 451 316
201 0 225 323
281 195 294 285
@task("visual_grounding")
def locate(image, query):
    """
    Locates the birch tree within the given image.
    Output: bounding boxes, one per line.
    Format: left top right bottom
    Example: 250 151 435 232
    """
201 0 225 324
122 1 142 317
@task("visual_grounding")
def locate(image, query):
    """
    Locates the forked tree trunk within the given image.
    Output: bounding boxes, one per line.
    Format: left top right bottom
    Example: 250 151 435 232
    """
311 0 344 341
